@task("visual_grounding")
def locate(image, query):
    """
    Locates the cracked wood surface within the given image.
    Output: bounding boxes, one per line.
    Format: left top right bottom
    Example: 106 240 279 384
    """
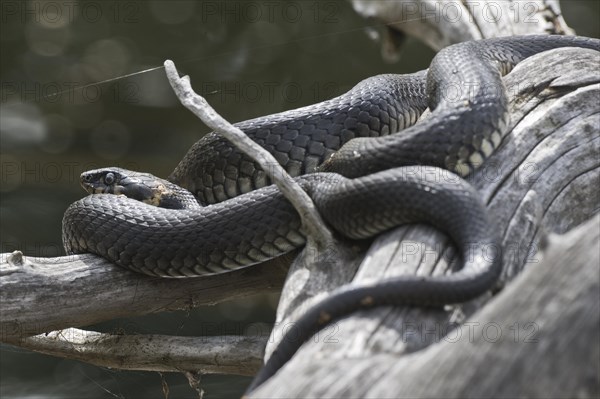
251 47 600 397
0 251 293 341
253 215 600 397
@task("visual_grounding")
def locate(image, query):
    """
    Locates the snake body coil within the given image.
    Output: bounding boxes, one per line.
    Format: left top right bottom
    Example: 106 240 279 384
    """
62 35 600 391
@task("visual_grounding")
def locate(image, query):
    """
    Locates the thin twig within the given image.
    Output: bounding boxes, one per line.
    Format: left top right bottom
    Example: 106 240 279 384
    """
163 60 333 246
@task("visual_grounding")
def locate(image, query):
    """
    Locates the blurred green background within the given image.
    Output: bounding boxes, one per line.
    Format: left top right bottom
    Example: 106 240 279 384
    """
1 1 598 398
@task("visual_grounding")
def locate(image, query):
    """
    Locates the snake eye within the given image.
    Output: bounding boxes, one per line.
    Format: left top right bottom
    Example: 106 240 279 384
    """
84 174 92 182
104 172 115 185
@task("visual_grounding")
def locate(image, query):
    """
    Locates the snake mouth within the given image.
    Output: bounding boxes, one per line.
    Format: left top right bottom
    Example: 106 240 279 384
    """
80 180 121 195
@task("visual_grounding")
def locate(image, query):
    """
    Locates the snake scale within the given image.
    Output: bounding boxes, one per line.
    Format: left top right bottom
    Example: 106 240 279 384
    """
62 35 599 391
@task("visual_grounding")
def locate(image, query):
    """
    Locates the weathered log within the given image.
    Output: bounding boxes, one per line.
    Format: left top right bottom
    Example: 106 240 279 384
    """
252 214 600 397
14 328 265 376
251 47 600 396
0 250 292 342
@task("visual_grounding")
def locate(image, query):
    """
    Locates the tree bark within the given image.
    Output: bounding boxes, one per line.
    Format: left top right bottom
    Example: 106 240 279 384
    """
252 215 600 398
251 47 600 396
0 250 292 341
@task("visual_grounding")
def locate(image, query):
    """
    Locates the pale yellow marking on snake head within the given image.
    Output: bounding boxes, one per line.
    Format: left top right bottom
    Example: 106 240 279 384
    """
142 183 169 206
143 197 161 206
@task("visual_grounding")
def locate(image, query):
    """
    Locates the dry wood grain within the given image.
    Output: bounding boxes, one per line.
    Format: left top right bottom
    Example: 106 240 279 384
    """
252 47 600 397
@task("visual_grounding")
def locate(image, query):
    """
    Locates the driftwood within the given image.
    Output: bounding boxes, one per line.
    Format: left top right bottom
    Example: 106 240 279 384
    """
248 2 599 395
14 328 265 377
0 251 291 343
1 1 599 397
254 214 600 397
0 251 294 376
248 46 600 397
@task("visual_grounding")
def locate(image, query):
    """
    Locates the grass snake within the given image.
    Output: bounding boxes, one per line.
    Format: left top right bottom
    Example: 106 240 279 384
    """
61 35 600 391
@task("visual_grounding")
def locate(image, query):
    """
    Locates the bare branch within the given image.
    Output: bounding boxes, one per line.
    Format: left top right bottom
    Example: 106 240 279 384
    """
8 328 265 376
163 60 333 247
0 251 293 341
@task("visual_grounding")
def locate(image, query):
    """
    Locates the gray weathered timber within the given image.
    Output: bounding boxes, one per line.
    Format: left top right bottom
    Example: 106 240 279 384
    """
252 215 600 397
15 328 265 376
252 47 600 396
0 250 292 341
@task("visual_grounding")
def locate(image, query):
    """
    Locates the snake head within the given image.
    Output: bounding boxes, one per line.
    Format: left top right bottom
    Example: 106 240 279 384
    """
80 167 159 204
80 167 198 209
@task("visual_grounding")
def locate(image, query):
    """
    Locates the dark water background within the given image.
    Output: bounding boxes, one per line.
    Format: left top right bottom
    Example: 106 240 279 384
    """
1 1 598 398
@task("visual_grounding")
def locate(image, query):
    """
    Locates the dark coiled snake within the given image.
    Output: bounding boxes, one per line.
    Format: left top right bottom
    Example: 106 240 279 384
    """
62 35 600 391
